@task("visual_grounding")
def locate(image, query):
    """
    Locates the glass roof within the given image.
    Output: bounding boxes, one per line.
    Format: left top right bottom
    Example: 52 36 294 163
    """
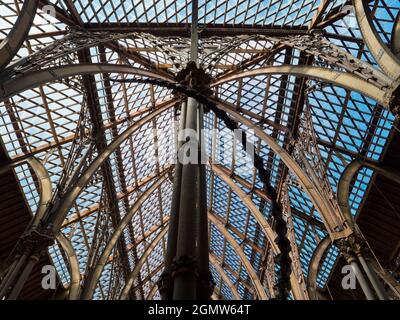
0 0 399 300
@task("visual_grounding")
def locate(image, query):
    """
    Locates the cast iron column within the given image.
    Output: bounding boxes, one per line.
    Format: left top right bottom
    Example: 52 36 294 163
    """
161 0 212 300
173 0 201 299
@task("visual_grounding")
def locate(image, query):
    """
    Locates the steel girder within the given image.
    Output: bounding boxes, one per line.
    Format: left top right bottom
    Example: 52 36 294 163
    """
0 28 394 105
0 0 39 71
147 281 160 300
214 97 377 164
368 259 400 299
63 24 375 44
44 100 174 233
4 67 371 243
9 97 181 164
79 23 310 38
306 235 331 300
0 29 176 80
78 48 138 299
208 212 268 300
62 167 172 228
12 65 356 298
80 174 170 300
0 156 52 298
307 160 400 300
108 217 170 265
281 185 309 300
45 72 352 241
0 100 174 299
213 162 325 231
0 157 51 229
309 0 332 29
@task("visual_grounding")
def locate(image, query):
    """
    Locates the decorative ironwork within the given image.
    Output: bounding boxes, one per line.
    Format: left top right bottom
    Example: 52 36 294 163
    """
0 0 398 301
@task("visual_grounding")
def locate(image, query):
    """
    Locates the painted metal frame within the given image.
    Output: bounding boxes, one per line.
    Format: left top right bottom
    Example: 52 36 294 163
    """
209 162 279 254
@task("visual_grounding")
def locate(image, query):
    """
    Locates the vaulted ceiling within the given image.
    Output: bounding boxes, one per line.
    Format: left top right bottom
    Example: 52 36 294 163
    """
0 0 399 300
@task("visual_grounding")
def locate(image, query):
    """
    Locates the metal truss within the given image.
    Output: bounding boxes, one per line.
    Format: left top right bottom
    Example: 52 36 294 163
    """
0 0 399 301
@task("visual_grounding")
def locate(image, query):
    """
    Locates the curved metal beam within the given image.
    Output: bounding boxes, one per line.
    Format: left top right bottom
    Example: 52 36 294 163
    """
211 97 348 238
0 156 51 229
209 253 241 300
213 66 391 108
337 160 363 229
56 233 81 300
0 156 81 300
80 174 169 300
0 64 174 100
337 159 400 229
336 158 400 299
119 226 169 300
88 78 347 238
306 235 331 300
210 162 279 254
393 12 400 58
353 0 400 81
213 165 309 299
0 0 39 71
208 213 268 300
44 100 175 233
0 101 174 299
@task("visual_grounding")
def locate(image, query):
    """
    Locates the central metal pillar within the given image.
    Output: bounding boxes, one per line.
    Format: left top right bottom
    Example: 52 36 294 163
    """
162 0 212 300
